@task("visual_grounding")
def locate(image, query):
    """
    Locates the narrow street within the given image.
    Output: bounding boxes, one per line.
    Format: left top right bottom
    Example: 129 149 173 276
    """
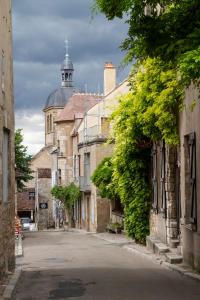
14 231 200 300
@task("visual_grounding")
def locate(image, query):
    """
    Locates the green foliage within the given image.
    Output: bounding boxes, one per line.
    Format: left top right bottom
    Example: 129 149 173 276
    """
179 46 200 87
51 183 80 212
94 0 200 244
95 0 200 65
110 57 184 243
91 157 119 200
15 129 33 191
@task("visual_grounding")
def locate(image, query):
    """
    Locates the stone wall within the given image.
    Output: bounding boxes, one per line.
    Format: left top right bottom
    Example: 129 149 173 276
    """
0 0 15 280
36 169 54 230
17 188 35 220
179 85 200 271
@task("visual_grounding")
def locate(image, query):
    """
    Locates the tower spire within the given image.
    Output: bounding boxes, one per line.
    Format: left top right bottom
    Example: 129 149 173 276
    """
61 39 74 88
65 39 69 56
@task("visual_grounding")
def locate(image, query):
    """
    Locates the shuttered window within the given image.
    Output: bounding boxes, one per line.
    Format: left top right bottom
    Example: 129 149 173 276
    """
152 143 158 211
160 141 166 215
184 132 197 230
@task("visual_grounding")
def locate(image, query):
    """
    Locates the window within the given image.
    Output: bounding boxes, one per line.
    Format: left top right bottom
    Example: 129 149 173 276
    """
47 115 49 133
2 128 9 203
29 192 35 201
160 140 166 215
184 132 197 230
50 114 52 132
151 143 158 211
84 153 90 186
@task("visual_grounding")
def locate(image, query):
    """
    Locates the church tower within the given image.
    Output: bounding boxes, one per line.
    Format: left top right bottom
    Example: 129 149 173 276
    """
43 40 74 146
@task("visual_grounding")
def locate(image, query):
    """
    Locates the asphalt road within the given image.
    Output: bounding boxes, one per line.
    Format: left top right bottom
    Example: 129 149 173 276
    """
14 231 200 300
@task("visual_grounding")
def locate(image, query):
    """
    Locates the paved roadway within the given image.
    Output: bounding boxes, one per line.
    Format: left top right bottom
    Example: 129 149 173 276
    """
14 231 200 300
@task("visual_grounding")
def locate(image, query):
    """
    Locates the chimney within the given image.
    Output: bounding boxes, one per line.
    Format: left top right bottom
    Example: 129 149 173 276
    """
104 62 116 96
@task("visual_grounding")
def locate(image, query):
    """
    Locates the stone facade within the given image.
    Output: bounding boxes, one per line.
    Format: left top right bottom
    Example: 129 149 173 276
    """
35 168 54 230
149 84 200 272
73 79 129 232
17 188 35 220
0 0 15 280
179 85 200 271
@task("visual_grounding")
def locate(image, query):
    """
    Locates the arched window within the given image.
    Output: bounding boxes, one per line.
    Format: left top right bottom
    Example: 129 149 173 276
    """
47 115 49 133
50 114 52 132
69 73 72 81
65 72 68 81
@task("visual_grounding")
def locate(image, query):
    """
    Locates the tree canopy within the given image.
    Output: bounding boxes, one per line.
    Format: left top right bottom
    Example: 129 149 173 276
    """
15 129 33 191
94 0 200 64
51 183 80 213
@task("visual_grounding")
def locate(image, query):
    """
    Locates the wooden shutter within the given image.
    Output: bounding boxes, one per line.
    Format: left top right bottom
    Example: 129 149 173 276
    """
152 143 158 211
160 141 166 215
189 132 197 225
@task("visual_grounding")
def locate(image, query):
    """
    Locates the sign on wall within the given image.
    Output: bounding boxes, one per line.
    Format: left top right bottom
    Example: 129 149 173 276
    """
39 203 48 209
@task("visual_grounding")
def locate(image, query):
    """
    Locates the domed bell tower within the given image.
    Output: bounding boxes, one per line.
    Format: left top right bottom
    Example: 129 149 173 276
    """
43 40 74 146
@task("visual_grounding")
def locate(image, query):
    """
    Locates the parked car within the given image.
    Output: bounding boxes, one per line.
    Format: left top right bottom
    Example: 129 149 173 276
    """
20 217 31 231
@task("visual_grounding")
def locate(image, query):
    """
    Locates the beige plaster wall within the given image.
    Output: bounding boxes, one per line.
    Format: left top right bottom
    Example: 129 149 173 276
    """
179 85 200 271
78 80 129 142
27 147 52 188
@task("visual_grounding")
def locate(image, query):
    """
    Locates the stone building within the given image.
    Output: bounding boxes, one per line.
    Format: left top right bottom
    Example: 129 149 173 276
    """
73 65 129 232
147 85 200 272
17 188 35 221
0 0 15 280
35 168 54 230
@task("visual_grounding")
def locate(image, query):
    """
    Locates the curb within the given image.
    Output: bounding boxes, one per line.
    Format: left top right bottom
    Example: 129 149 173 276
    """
1 268 22 300
94 233 200 283
124 244 200 282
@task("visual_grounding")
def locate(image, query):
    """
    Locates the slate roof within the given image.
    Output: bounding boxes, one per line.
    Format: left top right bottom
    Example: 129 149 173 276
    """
44 87 74 110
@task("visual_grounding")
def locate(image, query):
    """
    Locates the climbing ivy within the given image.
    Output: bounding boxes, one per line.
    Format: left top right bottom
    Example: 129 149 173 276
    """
91 157 119 200
111 57 184 243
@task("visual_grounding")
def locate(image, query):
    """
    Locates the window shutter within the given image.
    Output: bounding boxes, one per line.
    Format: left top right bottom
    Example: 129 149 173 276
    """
152 143 158 211
160 141 166 215
189 132 197 225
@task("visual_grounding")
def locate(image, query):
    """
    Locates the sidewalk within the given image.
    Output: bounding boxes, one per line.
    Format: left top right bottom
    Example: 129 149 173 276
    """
15 236 23 257
93 231 200 282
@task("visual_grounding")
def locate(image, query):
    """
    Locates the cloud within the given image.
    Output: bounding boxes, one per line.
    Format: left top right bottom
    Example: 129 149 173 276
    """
15 110 45 155
13 0 130 153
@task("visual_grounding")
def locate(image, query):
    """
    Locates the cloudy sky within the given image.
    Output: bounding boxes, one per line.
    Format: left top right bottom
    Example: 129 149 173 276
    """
13 0 130 154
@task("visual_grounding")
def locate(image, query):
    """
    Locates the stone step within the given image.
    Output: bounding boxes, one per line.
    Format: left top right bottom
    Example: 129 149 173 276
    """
165 253 183 264
146 236 160 252
169 239 180 248
154 242 170 254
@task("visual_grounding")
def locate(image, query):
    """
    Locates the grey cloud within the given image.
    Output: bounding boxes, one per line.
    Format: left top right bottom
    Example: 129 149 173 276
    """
13 0 92 19
13 0 130 111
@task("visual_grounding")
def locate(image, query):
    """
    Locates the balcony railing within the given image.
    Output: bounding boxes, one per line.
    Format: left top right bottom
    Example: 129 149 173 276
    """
79 176 91 192
79 125 108 144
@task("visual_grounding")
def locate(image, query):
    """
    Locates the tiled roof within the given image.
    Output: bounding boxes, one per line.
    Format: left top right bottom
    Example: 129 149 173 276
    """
56 93 103 122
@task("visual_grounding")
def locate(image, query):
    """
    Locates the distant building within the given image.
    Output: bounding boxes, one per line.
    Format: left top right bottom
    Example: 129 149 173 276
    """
17 188 35 221
74 65 129 232
0 0 15 280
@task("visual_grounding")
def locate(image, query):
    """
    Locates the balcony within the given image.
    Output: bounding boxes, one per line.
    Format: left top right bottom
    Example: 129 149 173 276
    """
79 176 91 192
